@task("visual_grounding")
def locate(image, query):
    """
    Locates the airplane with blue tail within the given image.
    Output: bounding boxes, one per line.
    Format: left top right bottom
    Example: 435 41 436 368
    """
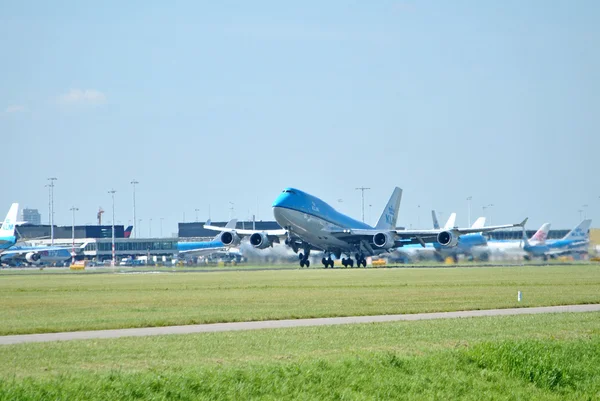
204 187 526 268
0 203 19 252
521 219 591 260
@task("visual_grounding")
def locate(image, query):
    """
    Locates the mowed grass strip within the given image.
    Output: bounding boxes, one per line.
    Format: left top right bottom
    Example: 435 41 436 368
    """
0 312 599 400
0 264 598 335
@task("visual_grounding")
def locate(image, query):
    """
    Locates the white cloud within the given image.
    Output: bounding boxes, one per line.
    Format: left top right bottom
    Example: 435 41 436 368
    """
4 105 27 113
57 89 106 105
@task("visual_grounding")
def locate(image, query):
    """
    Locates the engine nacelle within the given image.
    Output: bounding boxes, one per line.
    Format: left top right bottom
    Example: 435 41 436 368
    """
373 232 395 248
437 230 459 247
249 232 271 249
26 252 41 264
220 231 241 247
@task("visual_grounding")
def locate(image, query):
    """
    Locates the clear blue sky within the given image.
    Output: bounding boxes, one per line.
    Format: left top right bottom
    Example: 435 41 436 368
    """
1 0 598 236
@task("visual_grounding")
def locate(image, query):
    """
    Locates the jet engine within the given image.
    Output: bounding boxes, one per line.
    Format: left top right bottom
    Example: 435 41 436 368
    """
220 231 241 247
249 232 271 249
373 232 395 248
437 231 459 247
25 252 41 264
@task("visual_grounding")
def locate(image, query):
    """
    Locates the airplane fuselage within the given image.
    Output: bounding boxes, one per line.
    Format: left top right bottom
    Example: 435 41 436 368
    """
272 189 372 254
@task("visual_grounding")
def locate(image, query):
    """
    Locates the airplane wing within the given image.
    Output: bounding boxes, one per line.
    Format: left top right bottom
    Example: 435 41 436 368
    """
178 247 229 257
203 223 287 237
331 219 527 248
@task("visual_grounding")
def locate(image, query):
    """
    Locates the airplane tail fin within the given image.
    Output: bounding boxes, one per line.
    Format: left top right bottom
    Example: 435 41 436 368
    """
530 223 551 243
0 203 19 238
444 213 456 230
432 210 440 229
124 226 133 239
562 219 592 241
471 217 486 229
375 187 402 230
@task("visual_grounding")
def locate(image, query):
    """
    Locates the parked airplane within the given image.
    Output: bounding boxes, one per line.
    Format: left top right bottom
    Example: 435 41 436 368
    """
124 226 133 239
0 203 19 252
487 223 552 257
521 220 591 260
177 219 237 259
0 243 86 266
204 187 526 268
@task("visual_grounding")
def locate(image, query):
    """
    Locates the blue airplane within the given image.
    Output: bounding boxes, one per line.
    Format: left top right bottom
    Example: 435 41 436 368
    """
521 219 591 260
204 187 526 268
0 203 19 252
0 244 79 266
177 219 237 259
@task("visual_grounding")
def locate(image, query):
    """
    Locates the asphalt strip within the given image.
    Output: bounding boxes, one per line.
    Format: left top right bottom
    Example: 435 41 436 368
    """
1 304 599 345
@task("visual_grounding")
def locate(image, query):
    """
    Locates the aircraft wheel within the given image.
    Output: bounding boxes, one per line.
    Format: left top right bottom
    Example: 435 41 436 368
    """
322 258 327 267
361 259 367 268
299 260 305 268
328 259 334 268
349 259 354 268
305 260 310 268
299 253 304 261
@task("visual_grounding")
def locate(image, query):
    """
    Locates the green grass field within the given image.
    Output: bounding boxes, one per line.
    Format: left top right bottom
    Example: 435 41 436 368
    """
1 264 599 399
0 312 599 399
0 264 599 335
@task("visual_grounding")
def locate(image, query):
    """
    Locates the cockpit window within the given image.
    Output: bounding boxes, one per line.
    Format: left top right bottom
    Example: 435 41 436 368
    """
283 190 296 194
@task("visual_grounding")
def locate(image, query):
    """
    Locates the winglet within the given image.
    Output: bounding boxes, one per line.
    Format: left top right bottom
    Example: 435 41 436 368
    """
205 219 212 227
518 218 528 228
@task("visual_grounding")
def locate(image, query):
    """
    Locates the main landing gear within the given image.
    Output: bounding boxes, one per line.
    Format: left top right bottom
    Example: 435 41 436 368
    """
340 254 367 268
299 251 310 268
321 256 334 268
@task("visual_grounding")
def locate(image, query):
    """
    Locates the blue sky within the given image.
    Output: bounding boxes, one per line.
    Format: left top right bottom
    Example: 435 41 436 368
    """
1 0 598 236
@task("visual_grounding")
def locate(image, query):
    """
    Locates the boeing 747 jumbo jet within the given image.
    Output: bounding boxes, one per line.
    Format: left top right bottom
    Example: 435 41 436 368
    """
0 203 19 252
205 187 526 268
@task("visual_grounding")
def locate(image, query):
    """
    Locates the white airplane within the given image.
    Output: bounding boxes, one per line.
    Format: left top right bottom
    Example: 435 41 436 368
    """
204 187 527 268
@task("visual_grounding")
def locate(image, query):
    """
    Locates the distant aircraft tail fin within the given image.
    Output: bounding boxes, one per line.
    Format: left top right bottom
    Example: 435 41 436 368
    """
561 219 592 241
471 217 486 229
375 187 402 230
124 226 133 238
529 223 551 243
0 203 19 238
444 213 456 230
431 210 440 229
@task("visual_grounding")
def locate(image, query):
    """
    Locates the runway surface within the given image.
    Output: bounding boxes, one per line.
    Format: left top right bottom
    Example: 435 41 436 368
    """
1 304 599 345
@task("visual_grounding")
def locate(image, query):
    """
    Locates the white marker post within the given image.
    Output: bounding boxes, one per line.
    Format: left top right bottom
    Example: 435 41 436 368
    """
517 291 522 302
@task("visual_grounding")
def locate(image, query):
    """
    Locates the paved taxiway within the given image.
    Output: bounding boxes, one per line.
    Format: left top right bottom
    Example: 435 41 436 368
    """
1 304 599 345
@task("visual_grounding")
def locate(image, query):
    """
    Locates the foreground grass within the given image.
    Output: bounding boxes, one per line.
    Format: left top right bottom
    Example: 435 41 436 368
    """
0 264 599 335
0 312 599 399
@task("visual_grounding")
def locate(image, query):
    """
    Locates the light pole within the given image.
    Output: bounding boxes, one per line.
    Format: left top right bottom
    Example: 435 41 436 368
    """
487 204 494 226
108 189 116 267
149 218 152 237
578 209 583 221
582 204 588 219
482 204 494 225
466 196 472 227
355 187 371 223
160 218 164 237
131 179 139 238
195 208 199 222
417 204 421 227
138 219 142 237
70 206 78 265
47 177 57 244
